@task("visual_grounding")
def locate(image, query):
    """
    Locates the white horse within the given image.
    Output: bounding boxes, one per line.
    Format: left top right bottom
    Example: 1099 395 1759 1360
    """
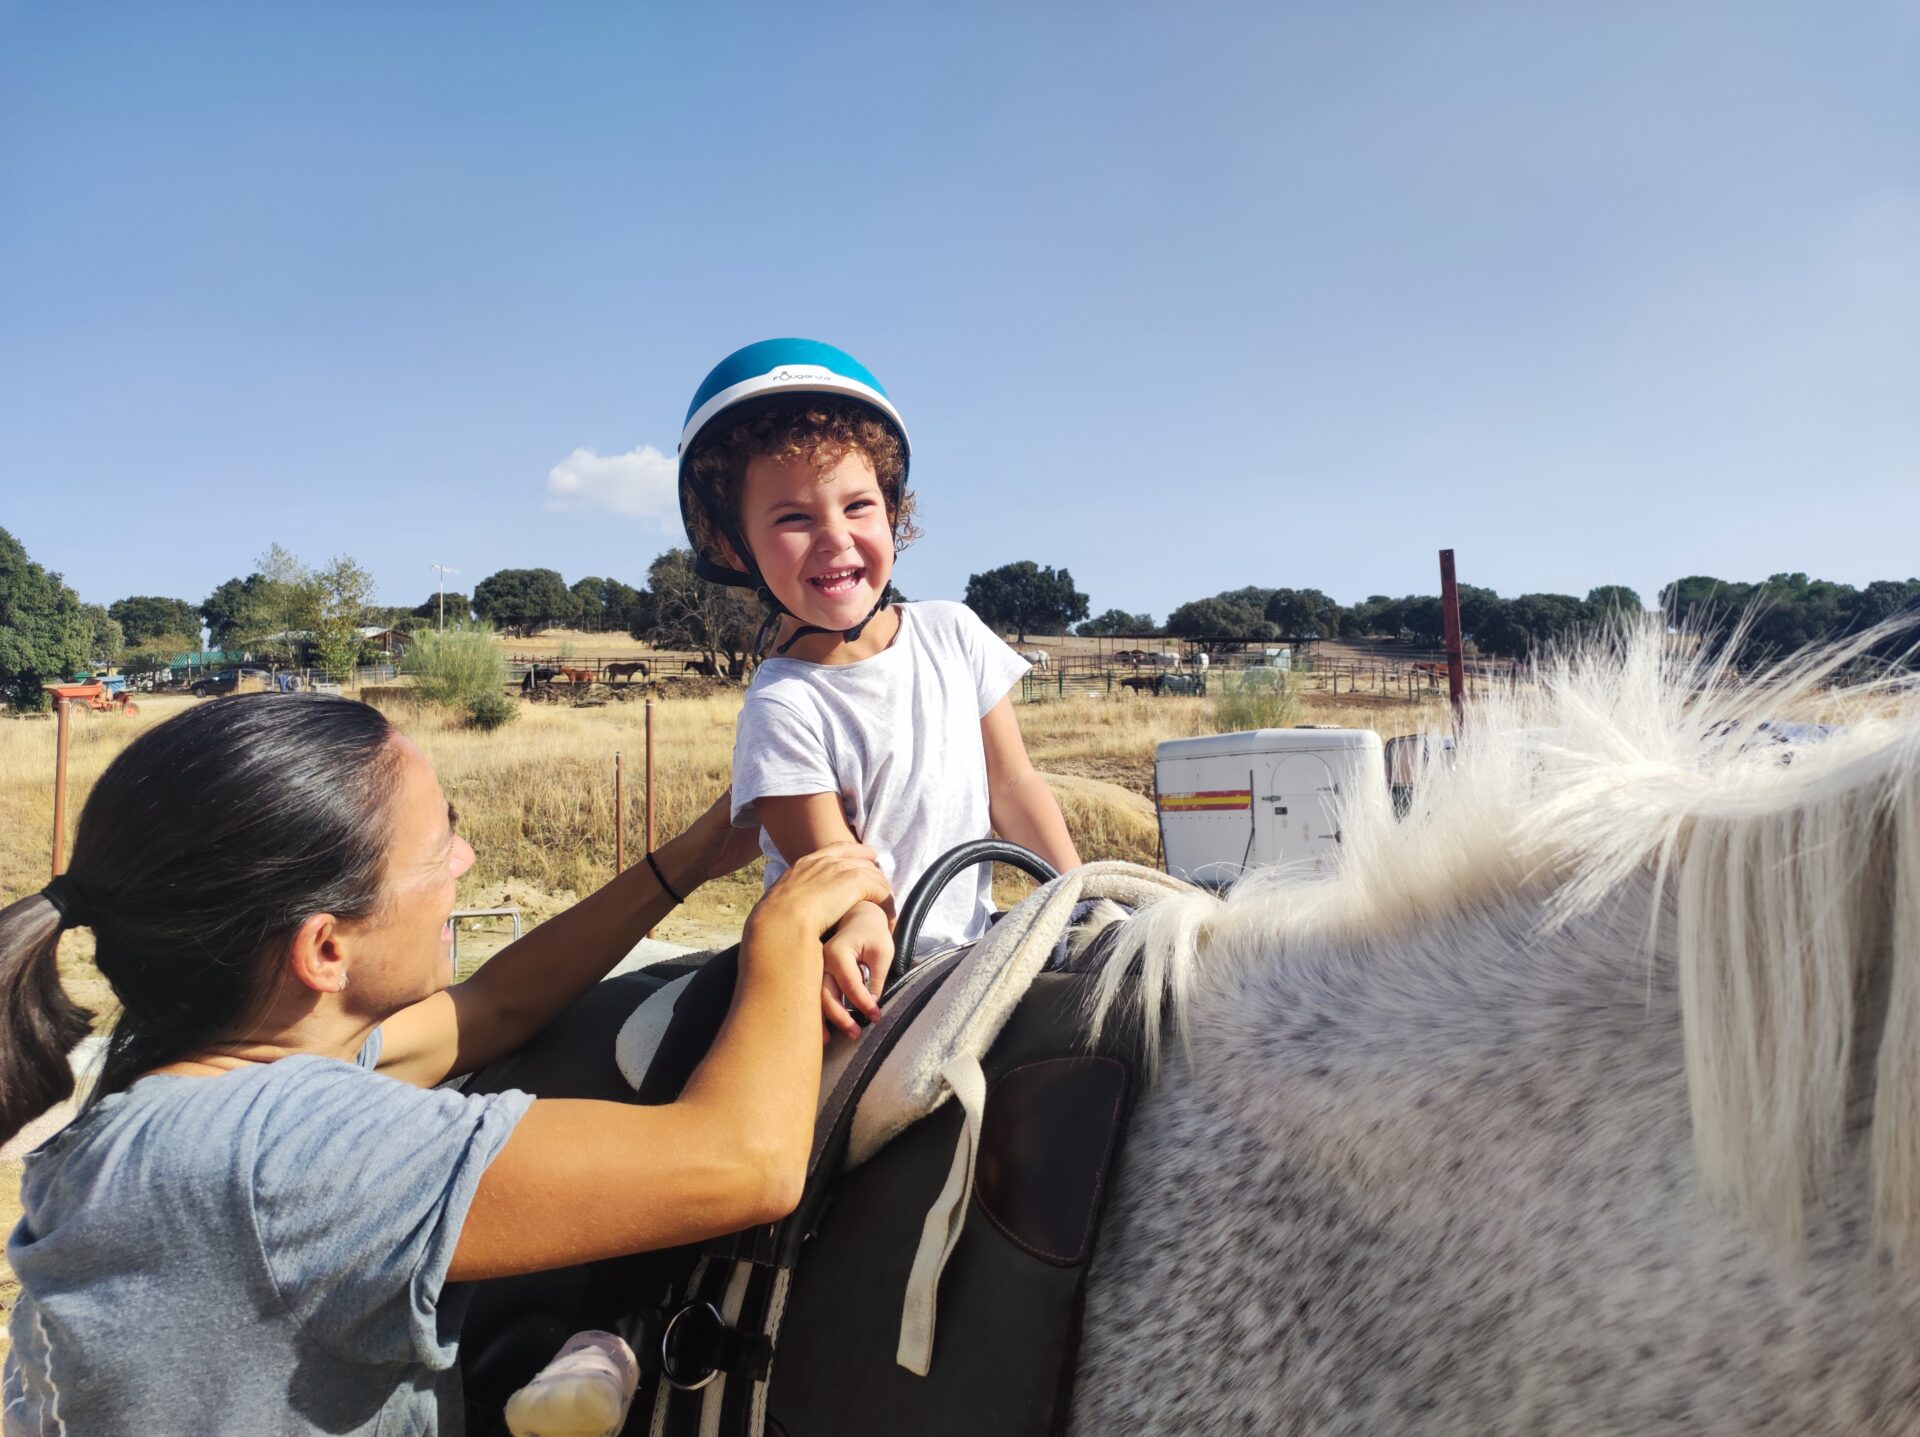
1064 619 1920 1433
1019 648 1051 672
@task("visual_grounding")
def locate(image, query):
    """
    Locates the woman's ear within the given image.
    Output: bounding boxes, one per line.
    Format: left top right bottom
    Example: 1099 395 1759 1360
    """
285 911 350 995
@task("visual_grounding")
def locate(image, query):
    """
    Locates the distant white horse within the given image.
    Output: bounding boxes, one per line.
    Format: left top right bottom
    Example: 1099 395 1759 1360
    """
1019 648 1051 672
1066 619 1920 1433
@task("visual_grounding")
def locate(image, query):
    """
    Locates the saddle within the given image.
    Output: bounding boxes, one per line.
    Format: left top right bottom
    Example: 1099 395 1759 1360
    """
464 862 1189 1437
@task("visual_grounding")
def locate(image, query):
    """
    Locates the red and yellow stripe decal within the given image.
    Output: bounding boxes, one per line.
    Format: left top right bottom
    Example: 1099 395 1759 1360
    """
1158 789 1252 813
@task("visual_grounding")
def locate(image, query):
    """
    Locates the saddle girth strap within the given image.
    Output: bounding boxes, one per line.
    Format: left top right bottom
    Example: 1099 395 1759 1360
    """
896 1052 987 1375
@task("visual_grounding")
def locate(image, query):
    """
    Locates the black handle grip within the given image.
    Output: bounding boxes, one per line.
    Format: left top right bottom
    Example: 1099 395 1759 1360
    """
885 840 1059 997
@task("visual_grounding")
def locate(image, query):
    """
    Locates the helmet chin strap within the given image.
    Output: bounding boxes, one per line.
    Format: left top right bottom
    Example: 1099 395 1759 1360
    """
761 581 896 657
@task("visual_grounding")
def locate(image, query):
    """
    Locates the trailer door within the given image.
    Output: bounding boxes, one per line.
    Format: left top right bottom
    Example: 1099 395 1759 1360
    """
1257 752 1344 875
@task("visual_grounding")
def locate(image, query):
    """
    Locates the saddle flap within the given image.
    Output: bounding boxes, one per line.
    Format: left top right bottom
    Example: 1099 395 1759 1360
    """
973 1056 1130 1267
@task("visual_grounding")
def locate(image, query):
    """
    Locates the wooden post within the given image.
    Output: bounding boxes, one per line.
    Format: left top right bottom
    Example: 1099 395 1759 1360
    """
50 700 71 877
644 702 656 855
614 751 624 875
1440 548 1466 727
643 702 656 939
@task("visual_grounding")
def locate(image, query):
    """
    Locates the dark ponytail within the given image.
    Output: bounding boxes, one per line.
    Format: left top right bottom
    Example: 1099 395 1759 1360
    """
0 694 404 1147
0 893 96 1146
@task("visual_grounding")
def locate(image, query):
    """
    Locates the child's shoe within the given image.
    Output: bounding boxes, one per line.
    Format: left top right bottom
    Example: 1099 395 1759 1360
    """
502 1329 640 1437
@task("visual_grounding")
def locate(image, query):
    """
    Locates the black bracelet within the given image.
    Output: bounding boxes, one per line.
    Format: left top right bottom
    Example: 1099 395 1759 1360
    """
646 850 685 906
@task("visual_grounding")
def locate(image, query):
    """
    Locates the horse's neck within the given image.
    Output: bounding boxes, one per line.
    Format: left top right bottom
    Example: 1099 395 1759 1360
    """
1074 871 1918 1437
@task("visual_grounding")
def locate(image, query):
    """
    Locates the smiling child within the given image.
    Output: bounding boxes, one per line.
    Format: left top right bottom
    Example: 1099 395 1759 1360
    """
676 339 1081 1037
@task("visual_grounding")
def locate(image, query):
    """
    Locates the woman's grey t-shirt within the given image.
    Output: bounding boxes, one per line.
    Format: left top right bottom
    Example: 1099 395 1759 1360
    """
3 1035 533 1436
730 600 1031 954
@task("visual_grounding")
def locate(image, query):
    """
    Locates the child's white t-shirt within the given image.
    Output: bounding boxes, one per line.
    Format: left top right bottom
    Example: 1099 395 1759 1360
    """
730 600 1031 954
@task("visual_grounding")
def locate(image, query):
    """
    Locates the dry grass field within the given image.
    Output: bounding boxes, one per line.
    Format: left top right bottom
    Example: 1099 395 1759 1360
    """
491 626 660 660
0 655 1447 1349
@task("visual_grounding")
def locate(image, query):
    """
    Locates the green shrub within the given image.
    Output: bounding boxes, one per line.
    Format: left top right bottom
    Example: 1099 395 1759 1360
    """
1208 669 1298 732
464 690 519 731
403 623 508 714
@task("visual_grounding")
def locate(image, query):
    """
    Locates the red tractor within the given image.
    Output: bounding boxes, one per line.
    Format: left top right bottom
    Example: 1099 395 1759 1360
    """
45 677 139 717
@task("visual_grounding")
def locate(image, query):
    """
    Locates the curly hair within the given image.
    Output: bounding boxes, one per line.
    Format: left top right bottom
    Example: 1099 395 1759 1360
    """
683 397 919 567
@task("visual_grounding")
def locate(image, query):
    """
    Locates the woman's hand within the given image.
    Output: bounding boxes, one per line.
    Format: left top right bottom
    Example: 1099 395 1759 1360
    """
744 843 892 964
819 902 891 1039
669 788 766 890
458 840 893 1280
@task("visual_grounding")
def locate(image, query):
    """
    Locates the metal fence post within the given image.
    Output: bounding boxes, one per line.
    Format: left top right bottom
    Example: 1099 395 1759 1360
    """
50 700 71 877
1440 548 1466 726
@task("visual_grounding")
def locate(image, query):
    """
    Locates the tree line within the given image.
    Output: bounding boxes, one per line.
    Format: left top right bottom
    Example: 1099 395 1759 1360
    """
1113 576 1917 664
957 568 1660 659
3 522 1913 710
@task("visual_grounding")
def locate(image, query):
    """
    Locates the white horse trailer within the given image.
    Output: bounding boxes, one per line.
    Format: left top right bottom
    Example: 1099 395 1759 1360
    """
1155 727 1387 887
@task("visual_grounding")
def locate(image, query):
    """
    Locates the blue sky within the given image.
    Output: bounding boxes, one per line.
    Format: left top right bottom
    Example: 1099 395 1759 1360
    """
3 2 1915 625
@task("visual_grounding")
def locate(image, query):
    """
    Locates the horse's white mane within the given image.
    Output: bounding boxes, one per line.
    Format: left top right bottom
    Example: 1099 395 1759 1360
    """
1085 616 1920 1263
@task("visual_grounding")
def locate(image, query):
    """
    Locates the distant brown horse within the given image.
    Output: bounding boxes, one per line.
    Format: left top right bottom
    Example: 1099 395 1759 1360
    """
553 666 598 686
603 661 649 685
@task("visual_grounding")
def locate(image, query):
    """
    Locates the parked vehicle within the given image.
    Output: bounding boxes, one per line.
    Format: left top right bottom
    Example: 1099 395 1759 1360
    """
189 667 272 699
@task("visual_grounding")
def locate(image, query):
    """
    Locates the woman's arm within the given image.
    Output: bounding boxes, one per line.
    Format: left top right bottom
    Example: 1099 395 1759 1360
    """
981 697 1082 872
447 845 889 1279
376 791 759 1088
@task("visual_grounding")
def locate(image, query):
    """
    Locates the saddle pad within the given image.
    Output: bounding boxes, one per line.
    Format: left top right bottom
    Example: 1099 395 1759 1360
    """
614 973 696 1091
849 862 1190 1168
843 862 1191 1372
765 983 1139 1437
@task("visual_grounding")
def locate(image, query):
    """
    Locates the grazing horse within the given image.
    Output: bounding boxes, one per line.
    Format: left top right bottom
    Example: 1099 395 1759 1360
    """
1064 620 1920 1433
1019 648 1051 672
603 660 650 685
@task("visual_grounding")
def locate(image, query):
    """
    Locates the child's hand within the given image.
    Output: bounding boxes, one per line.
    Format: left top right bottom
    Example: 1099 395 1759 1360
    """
821 901 892 1040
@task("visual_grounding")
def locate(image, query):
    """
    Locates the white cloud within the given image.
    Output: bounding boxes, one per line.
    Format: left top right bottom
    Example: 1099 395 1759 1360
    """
544 444 678 522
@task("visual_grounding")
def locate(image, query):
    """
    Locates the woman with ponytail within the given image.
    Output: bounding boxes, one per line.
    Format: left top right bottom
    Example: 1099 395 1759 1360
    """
0 693 887 1436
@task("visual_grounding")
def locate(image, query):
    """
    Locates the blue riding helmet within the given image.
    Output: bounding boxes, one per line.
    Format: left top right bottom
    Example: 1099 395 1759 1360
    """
676 339 911 652
677 338 912 590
